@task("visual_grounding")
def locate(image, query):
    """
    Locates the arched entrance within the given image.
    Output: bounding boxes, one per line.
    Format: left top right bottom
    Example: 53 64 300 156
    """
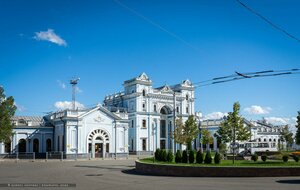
160 105 173 150
88 129 110 158
18 139 26 152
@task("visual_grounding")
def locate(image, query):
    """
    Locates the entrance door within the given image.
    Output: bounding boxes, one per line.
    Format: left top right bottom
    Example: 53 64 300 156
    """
95 143 103 158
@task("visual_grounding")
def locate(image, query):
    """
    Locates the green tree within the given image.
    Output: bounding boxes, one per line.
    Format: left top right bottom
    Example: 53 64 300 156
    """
214 102 250 164
215 102 251 144
201 128 213 151
0 86 17 143
295 111 300 145
280 125 294 151
173 115 199 150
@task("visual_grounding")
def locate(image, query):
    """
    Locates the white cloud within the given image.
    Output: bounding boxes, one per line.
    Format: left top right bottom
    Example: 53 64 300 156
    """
15 102 26 112
265 117 291 125
54 101 84 110
244 105 271 115
34 29 67 46
57 80 66 89
203 112 228 120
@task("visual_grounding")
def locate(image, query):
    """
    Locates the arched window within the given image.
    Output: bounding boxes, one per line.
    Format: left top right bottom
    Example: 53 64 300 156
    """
142 90 146 96
33 139 39 153
264 139 266 142
153 105 157 112
46 139 52 152
258 138 261 142
269 139 272 142
186 94 189 100
18 139 26 152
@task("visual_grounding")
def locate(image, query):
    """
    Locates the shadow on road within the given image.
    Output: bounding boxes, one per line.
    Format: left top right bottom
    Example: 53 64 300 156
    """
276 180 300 184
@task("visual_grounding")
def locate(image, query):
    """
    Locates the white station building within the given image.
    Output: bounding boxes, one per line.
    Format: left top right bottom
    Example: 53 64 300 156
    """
104 73 195 153
0 73 194 157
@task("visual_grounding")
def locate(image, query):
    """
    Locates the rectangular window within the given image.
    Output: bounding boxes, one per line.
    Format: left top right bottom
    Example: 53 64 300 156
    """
186 107 189 114
160 120 166 138
142 102 146 111
142 119 147 128
142 139 147 151
154 105 157 112
131 120 134 128
176 106 179 113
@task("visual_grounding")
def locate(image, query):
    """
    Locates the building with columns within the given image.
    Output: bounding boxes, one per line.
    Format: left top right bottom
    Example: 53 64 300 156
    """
198 118 286 152
103 72 195 153
0 106 129 158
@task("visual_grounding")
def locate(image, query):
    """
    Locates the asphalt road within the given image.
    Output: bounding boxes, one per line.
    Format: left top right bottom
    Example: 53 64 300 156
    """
0 159 299 190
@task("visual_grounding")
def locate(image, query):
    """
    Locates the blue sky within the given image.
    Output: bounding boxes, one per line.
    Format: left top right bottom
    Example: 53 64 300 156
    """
0 0 299 128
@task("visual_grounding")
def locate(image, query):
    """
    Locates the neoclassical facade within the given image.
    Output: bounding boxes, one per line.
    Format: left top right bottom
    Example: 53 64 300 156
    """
104 73 195 153
0 106 129 158
198 118 285 151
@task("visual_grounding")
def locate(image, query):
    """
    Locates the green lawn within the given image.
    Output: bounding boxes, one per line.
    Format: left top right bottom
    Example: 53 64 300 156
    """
140 157 300 167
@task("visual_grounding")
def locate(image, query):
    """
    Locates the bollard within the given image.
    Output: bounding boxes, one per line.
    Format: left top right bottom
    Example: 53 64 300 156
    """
60 151 63 161
33 152 35 162
45 152 48 162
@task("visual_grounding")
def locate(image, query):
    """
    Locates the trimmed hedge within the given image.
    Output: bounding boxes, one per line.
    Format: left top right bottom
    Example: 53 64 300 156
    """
261 154 267 162
189 150 195 164
167 150 174 163
251 154 258 162
282 154 289 162
175 150 182 163
204 151 212 164
293 156 299 162
155 148 161 161
214 152 221 164
182 150 188 163
196 150 204 164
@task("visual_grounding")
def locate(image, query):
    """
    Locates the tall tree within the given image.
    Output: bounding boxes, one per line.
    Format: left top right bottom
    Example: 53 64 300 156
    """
215 102 251 144
173 115 199 150
200 128 213 151
280 125 294 151
0 86 17 143
295 111 300 145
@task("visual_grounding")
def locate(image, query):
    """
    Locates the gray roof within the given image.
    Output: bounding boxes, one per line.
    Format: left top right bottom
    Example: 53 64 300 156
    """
12 116 43 122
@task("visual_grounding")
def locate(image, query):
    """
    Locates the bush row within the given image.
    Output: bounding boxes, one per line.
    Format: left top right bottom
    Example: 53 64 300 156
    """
251 153 299 163
155 149 221 164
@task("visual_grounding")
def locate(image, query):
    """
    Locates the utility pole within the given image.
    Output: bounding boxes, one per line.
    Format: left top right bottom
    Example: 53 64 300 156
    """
233 124 236 164
172 91 176 154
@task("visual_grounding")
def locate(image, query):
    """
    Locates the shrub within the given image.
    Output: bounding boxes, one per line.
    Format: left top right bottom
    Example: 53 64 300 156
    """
189 150 195 164
155 148 161 161
161 149 167 162
167 150 174 162
196 150 204 164
293 156 299 162
204 151 212 164
214 152 221 164
251 154 258 162
282 154 289 162
175 150 182 163
261 154 267 162
182 150 188 163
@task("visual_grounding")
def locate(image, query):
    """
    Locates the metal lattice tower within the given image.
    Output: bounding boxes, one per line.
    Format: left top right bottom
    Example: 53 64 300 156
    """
70 77 80 110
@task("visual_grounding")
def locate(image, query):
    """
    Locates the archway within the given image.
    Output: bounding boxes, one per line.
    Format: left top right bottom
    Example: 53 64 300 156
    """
159 105 173 150
87 129 110 158
18 139 26 152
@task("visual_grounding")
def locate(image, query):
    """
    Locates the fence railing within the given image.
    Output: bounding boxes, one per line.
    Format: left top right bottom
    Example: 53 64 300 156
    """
0 152 129 161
